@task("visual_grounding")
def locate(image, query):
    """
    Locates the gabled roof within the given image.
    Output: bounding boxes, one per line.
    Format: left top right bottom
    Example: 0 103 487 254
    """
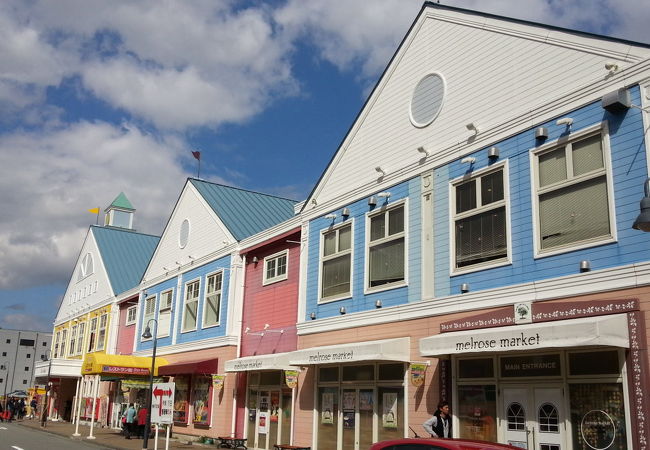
189 178 297 241
107 192 134 211
91 225 160 294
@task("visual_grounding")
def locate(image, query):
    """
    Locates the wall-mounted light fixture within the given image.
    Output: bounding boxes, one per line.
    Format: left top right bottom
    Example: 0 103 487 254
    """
487 146 499 160
325 213 337 220
461 156 476 165
368 196 377 206
375 299 382 308
633 178 650 232
162 266 170 272
556 117 573 129
252 256 259 264
341 208 351 218
605 62 619 73
535 127 549 140
375 166 387 177
175 261 182 266
466 122 480 135
460 283 470 293
377 192 391 199
579 260 591 272
417 146 430 158
339 307 346 315
310 312 316 320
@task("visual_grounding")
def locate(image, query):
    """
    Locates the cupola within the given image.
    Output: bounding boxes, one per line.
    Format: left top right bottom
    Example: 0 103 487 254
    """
104 192 135 230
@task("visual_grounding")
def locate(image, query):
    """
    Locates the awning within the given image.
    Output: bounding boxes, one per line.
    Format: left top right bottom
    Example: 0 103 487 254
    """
420 314 629 357
82 353 168 376
289 337 410 366
118 377 164 389
158 358 218 376
225 352 297 372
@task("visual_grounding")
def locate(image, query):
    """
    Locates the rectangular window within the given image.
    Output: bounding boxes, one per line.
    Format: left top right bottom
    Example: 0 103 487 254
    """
96 314 107 351
142 296 156 340
174 376 190 424
534 129 612 253
263 251 288 285
19 339 35 346
60 329 68 358
125 306 137 325
88 317 97 352
69 325 77 356
453 167 507 269
76 322 85 355
157 290 174 338
191 375 212 425
203 272 222 327
53 332 61 358
368 204 405 288
26 354 31 359
182 280 200 331
321 224 352 300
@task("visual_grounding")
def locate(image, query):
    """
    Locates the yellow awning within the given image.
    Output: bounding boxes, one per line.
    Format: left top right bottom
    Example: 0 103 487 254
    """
82 353 168 376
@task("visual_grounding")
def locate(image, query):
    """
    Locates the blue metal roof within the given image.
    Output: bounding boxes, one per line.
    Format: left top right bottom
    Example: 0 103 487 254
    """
91 225 160 295
190 179 297 241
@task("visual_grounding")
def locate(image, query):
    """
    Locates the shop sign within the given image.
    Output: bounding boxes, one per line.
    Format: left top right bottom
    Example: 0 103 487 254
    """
410 363 427 387
284 370 299 388
151 382 175 424
102 365 149 375
580 410 616 450
500 354 561 377
211 374 225 390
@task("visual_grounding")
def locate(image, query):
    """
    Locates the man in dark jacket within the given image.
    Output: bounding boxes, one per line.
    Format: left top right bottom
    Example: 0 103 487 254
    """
423 400 451 438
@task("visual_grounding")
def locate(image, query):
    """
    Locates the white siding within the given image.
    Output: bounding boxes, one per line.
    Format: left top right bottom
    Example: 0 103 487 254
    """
56 231 113 324
143 182 235 280
309 8 650 209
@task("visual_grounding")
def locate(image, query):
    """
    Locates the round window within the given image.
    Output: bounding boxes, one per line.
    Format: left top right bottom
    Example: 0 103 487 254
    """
179 219 190 249
410 73 445 128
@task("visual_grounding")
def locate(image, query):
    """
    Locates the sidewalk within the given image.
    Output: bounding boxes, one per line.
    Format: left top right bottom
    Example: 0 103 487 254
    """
18 419 199 450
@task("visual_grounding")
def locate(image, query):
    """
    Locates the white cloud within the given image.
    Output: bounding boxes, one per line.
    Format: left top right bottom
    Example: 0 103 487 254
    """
0 121 189 289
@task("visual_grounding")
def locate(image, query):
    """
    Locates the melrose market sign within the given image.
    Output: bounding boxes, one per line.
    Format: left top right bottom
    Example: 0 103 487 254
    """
420 314 629 357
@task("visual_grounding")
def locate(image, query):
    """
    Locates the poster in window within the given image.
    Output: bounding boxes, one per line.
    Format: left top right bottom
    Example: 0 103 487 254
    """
343 410 355 428
192 375 211 425
359 391 373 411
321 392 334 424
382 393 397 428
258 411 269 434
270 391 280 423
343 391 355 410
173 376 189 423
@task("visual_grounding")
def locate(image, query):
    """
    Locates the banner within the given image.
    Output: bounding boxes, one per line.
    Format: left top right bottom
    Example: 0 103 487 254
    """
284 370 299 388
410 363 427 387
211 374 225 390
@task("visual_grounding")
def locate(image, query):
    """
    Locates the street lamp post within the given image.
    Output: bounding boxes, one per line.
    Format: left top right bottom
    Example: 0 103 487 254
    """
141 318 158 450
40 351 53 428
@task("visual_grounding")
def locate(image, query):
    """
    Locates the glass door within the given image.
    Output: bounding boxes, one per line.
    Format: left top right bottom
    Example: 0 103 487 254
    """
342 388 375 450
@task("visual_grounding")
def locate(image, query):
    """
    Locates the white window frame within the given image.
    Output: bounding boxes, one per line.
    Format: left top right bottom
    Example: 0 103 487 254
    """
53 331 61 358
364 199 408 294
449 161 511 275
69 325 78 356
125 306 137 326
157 289 174 338
60 329 68 358
263 250 289 285
202 271 223 328
141 295 157 341
88 317 97 352
76 321 85 355
96 313 108 351
530 121 616 258
318 220 354 303
181 278 201 333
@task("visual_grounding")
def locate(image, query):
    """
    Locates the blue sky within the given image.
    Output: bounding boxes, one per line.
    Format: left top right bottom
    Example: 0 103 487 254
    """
0 0 648 333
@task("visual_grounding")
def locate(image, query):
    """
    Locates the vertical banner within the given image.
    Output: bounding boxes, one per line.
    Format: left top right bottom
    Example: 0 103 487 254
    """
382 393 398 428
284 370 299 388
410 363 427 387
439 359 451 403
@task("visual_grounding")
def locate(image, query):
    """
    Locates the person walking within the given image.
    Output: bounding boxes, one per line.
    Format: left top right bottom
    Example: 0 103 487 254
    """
423 400 451 438
29 398 37 419
123 404 137 439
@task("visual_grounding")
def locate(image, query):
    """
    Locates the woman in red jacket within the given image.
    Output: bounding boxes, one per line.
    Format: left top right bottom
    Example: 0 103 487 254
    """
137 406 148 438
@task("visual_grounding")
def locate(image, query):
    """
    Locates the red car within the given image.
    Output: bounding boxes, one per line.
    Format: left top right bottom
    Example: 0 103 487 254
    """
369 438 520 450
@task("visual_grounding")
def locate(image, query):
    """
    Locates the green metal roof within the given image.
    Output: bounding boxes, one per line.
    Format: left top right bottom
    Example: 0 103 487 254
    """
189 179 297 241
107 192 134 211
91 225 160 295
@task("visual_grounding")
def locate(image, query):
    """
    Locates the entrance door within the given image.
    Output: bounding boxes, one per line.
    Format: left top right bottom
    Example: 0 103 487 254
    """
251 390 285 450
503 386 565 450
342 388 375 450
